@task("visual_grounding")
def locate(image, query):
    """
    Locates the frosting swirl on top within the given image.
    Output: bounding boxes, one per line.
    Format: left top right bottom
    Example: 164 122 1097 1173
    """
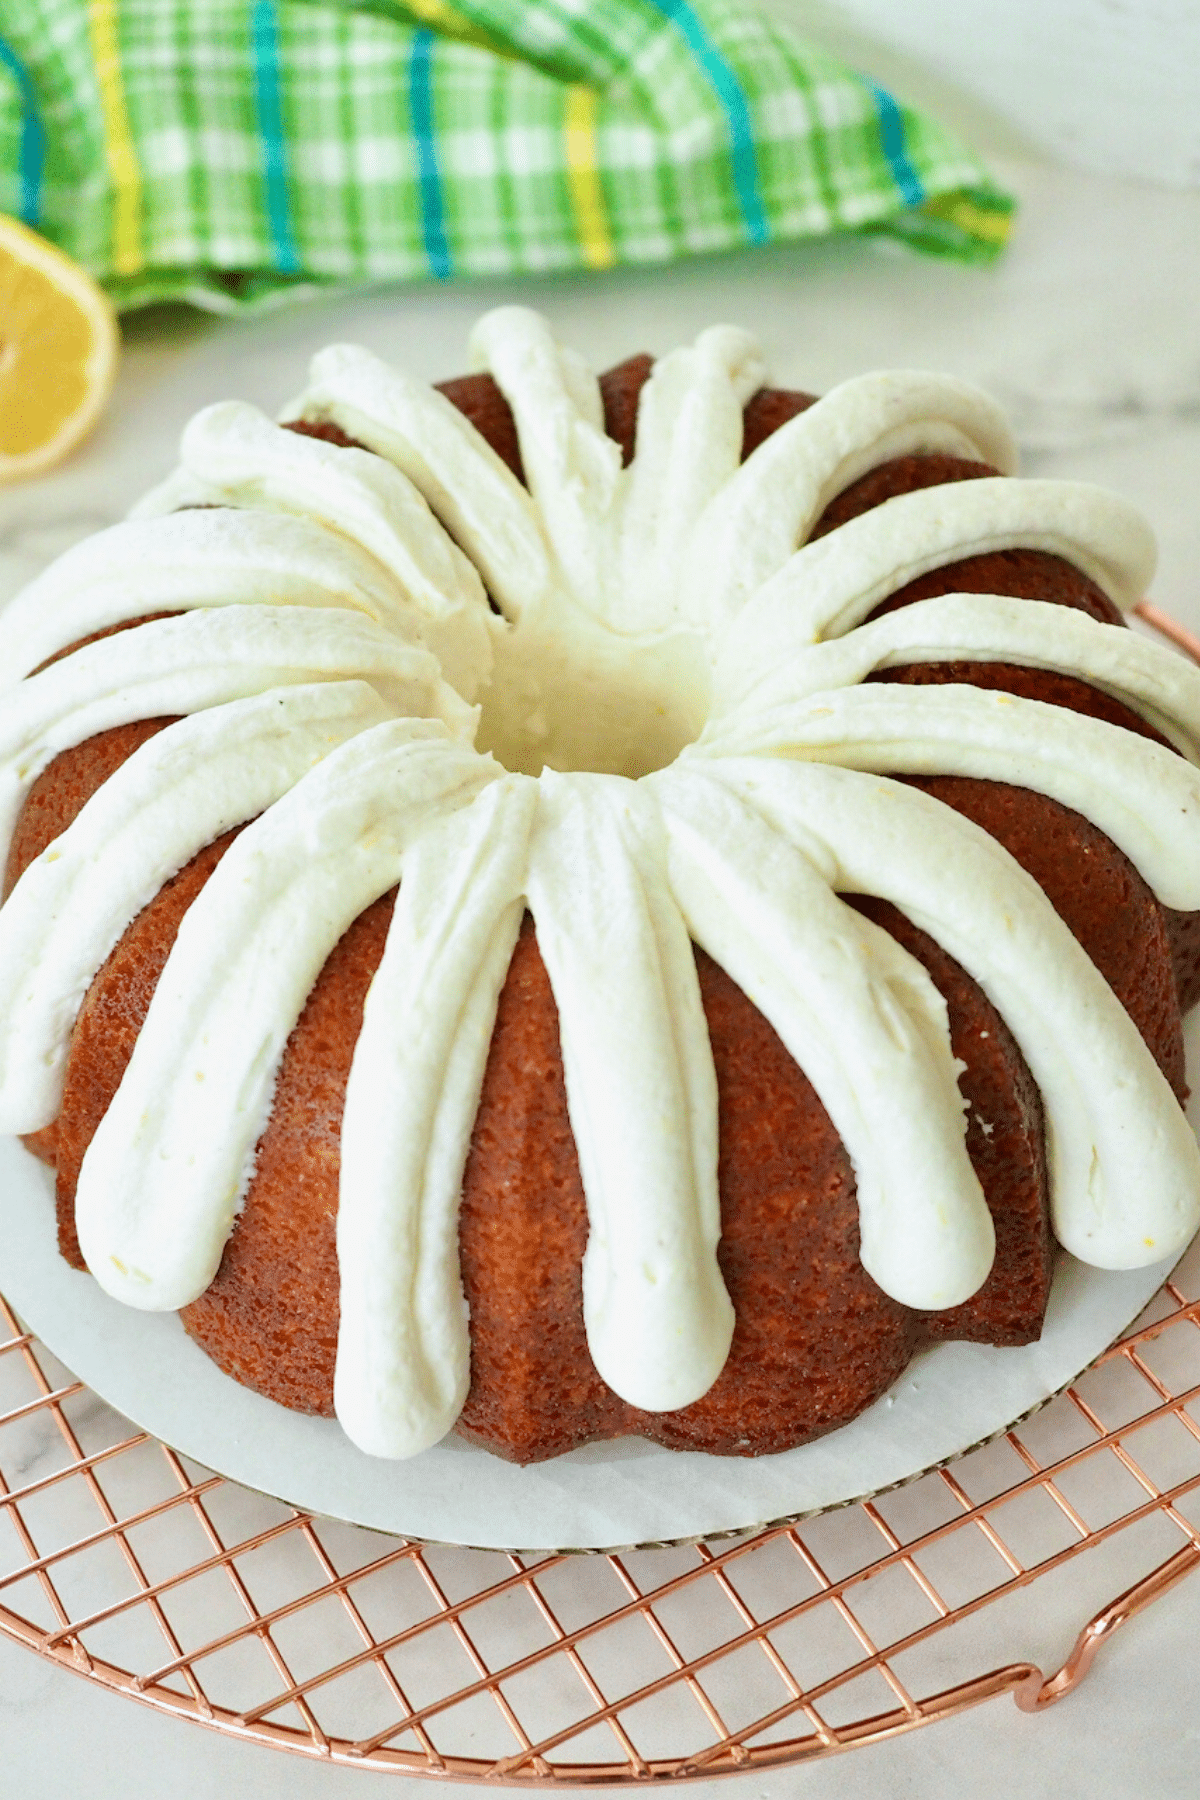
0 306 1197 1460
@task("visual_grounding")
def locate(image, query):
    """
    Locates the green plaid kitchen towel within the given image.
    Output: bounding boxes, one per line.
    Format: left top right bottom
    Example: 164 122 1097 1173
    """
0 0 1012 313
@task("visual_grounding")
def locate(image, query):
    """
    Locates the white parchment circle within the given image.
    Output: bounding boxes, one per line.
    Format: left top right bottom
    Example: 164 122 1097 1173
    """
0 1123 1186 1553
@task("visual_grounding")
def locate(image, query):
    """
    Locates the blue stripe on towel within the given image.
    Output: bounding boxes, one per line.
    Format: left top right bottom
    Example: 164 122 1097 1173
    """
0 36 45 226
866 78 924 207
410 28 452 280
250 0 301 273
647 0 769 246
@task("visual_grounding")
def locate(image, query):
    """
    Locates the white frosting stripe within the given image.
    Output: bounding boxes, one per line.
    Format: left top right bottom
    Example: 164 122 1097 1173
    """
469 307 620 614
652 765 995 1310
525 771 734 1413
291 343 549 623
706 757 1200 1268
0 510 426 687
143 403 487 621
74 725 500 1312
687 373 1019 627
130 402 495 700
713 594 1200 762
612 327 764 633
698 683 1200 910
0 606 473 874
0 682 391 1134
335 775 536 1459
716 479 1155 684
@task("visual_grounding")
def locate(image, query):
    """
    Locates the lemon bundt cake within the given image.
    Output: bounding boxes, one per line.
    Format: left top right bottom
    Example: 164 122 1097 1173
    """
2 309 1200 1466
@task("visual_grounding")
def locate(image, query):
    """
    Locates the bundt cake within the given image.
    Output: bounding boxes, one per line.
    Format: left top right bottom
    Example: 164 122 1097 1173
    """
2 308 1200 1468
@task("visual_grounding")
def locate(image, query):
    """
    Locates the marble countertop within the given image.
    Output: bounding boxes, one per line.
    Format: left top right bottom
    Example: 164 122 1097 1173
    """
2 153 1199 1796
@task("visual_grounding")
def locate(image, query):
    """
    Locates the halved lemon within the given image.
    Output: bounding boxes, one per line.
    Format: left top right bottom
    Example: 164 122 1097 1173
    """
0 214 120 483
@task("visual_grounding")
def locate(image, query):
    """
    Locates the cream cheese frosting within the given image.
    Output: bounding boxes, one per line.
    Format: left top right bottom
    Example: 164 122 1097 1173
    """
3 305 1200 1460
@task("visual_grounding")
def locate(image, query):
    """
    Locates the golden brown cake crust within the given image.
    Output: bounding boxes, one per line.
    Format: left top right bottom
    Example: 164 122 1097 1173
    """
53 829 241 1269
1164 907 1200 1015
458 927 924 1462
906 775 1185 1100
181 894 397 1412
4 716 177 901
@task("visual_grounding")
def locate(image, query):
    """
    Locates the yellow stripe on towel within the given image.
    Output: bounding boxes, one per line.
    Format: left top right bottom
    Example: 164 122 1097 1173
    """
395 0 514 59
564 85 615 270
88 0 142 276
921 188 1014 248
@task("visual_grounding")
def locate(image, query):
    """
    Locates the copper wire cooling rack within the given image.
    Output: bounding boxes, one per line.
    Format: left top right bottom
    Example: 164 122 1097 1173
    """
0 600 1198 1781
1 1271 1199 1779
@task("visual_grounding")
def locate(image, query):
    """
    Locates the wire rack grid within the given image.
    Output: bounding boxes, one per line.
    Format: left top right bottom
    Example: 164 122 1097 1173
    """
1 1267 1199 1780
0 603 1199 1782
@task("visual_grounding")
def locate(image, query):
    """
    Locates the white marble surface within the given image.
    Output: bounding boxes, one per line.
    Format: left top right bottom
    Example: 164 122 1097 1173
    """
2 152 1200 1796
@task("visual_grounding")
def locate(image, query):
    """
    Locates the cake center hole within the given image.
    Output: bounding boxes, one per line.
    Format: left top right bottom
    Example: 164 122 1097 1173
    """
472 618 711 779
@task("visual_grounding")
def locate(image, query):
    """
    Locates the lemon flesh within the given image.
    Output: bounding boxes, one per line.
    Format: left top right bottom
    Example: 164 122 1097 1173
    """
0 215 119 481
